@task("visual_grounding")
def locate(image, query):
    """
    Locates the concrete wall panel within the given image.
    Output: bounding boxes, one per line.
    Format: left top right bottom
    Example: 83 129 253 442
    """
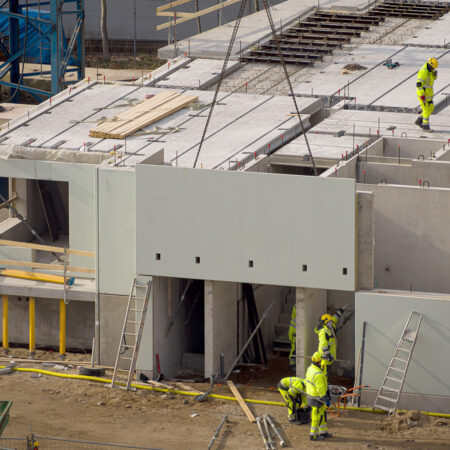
355 291 450 412
136 166 356 290
98 168 136 295
363 184 450 294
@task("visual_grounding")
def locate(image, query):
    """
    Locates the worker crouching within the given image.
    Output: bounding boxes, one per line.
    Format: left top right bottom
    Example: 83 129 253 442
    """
278 376 308 423
306 352 332 441
415 57 438 132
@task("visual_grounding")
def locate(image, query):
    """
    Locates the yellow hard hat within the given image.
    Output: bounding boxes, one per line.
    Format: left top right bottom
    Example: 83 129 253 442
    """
311 351 322 363
321 313 333 324
428 57 438 70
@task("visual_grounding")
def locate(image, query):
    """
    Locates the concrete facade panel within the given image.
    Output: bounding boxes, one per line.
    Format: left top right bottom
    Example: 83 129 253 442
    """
136 165 356 289
98 168 136 295
355 291 450 411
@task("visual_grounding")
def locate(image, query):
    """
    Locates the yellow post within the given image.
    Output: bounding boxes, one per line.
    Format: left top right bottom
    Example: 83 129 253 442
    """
29 297 35 355
2 295 8 351
59 299 66 356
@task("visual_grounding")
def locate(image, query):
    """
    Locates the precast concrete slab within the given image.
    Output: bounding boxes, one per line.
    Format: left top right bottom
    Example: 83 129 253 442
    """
293 45 405 98
310 109 450 140
158 0 318 60
372 48 450 110
0 83 320 170
404 12 450 48
336 47 444 107
274 133 371 159
155 59 241 90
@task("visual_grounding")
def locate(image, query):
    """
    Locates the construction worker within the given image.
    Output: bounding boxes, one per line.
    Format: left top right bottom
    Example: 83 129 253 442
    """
288 305 296 371
314 305 348 375
415 57 439 131
278 376 307 423
306 352 332 441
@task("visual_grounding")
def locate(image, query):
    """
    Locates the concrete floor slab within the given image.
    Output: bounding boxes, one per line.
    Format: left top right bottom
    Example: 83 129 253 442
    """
293 45 405 97
403 12 450 48
0 83 319 170
311 109 450 140
155 59 241 90
157 0 371 60
275 133 371 159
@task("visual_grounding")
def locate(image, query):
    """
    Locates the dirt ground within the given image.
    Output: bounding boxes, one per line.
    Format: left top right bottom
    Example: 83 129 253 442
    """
1 349 449 450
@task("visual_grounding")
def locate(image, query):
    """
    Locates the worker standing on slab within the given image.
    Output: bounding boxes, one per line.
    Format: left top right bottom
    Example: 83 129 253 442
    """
277 376 307 423
314 305 348 375
415 57 439 132
288 305 296 371
306 352 332 441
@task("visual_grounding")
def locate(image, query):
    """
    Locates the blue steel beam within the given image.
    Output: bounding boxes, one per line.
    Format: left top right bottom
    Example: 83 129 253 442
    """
0 0 85 101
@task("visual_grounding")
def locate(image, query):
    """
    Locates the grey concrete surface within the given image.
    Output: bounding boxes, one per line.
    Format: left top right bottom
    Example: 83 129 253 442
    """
404 12 450 48
0 296 94 349
357 191 374 290
155 58 241 90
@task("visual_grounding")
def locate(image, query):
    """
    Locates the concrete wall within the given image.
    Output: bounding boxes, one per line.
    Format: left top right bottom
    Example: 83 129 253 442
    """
0 160 96 272
295 287 327 376
98 293 129 366
357 159 450 188
98 167 136 295
205 280 238 377
357 191 374 290
355 290 450 412
136 165 356 290
0 296 94 349
359 184 450 294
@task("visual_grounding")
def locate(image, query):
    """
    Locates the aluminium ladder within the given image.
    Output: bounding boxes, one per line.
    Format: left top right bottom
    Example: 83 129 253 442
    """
373 311 422 414
110 278 152 390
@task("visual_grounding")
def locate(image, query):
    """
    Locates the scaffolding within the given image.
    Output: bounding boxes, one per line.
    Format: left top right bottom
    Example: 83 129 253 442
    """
0 0 85 102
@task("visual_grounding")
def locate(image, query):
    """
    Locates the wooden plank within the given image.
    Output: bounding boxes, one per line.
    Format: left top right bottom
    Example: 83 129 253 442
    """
156 0 241 30
156 0 192 14
0 259 95 274
226 380 256 423
157 11 196 17
0 239 95 257
90 91 198 139
175 382 204 393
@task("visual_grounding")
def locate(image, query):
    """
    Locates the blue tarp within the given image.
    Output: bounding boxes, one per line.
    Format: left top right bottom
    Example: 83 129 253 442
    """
0 8 72 65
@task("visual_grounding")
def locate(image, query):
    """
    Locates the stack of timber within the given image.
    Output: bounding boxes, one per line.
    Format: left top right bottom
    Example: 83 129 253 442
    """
89 91 198 139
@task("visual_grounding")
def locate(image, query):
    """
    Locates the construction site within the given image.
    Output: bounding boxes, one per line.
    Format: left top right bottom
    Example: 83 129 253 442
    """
0 0 449 448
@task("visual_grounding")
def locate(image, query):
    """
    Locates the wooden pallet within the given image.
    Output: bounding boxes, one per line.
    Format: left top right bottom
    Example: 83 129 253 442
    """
89 91 198 139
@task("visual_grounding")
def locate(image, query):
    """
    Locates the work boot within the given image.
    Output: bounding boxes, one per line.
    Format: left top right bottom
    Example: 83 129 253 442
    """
414 116 423 127
421 123 431 132
320 432 333 438
310 435 325 441
288 414 296 423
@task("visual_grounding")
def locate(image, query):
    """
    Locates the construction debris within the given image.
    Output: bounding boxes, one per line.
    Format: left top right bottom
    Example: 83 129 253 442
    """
227 380 256 423
343 64 368 71
89 91 198 139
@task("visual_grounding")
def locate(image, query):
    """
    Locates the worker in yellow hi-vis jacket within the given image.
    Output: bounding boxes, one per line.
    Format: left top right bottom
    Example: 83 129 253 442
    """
288 305 296 371
278 376 307 423
415 57 438 132
306 352 332 442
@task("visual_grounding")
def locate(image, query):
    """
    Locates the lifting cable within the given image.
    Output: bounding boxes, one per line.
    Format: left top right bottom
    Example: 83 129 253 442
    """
2 365 449 419
193 0 318 175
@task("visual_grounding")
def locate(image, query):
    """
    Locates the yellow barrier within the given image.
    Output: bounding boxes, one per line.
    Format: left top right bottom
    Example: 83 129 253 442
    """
59 300 66 356
2 295 8 350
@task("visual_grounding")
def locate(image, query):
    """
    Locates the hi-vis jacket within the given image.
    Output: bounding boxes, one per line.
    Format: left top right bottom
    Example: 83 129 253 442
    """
416 63 437 102
305 363 328 399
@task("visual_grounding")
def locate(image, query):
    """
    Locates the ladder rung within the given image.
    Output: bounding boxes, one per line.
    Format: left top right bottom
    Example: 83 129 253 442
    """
119 356 133 361
128 309 143 313
127 320 141 324
392 357 408 363
121 344 135 348
388 367 404 373
397 347 411 353
377 395 397 402
385 376 402 382
381 386 400 393
135 284 148 288
133 296 146 300
124 332 137 336
374 404 394 413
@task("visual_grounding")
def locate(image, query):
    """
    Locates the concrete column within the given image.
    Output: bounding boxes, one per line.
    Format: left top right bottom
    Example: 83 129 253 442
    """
357 191 375 290
204 280 238 379
295 287 327 377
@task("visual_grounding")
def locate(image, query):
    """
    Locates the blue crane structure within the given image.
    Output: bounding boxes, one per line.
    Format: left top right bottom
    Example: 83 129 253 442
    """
0 0 85 102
